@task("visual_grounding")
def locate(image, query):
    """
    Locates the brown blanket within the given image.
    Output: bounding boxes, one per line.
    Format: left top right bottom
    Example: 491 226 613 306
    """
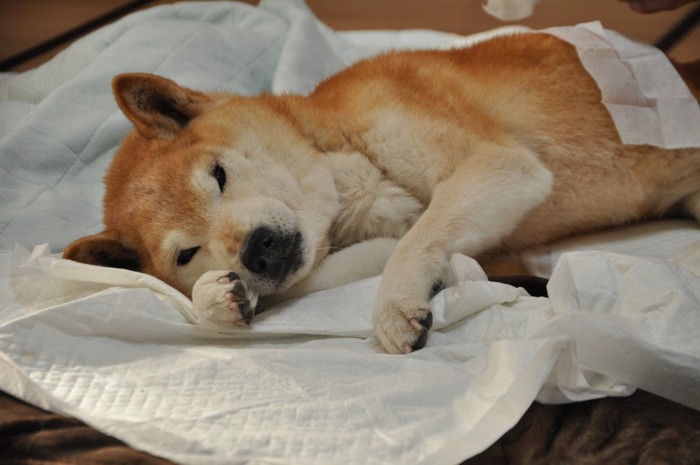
2 389 698 465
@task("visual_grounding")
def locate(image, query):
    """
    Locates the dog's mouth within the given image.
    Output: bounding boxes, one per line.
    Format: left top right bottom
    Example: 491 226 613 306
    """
239 225 305 291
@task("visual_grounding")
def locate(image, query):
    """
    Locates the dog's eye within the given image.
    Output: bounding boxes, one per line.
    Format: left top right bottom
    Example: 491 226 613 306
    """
176 246 200 266
212 164 226 192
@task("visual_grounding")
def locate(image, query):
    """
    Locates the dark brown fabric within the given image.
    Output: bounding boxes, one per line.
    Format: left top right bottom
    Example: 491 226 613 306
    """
2 389 699 465
464 391 700 465
0 391 172 465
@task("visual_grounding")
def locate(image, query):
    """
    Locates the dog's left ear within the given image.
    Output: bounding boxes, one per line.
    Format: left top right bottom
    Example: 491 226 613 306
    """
112 73 212 139
63 230 141 272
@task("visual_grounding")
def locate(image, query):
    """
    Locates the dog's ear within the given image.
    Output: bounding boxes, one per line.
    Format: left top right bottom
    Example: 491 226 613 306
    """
112 73 212 139
63 231 141 271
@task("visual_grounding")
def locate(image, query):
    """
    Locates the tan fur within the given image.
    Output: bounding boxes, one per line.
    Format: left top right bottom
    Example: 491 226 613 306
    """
64 33 700 354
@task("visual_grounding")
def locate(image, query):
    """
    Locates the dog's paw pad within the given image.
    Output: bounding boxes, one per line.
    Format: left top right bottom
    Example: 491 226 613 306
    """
407 311 433 352
218 271 241 284
409 312 433 331
373 300 433 354
192 270 258 327
226 280 253 325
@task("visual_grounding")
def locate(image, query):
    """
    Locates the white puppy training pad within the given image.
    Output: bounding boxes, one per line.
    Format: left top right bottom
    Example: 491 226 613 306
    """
2 1 700 463
1 245 699 465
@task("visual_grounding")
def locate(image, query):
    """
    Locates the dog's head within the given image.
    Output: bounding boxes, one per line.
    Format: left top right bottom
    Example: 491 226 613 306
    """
64 73 339 297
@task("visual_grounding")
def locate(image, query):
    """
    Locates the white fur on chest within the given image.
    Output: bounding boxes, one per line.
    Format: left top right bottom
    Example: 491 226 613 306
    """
327 152 424 248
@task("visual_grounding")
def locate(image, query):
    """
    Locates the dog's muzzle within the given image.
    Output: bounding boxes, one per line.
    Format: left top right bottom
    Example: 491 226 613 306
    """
240 226 304 285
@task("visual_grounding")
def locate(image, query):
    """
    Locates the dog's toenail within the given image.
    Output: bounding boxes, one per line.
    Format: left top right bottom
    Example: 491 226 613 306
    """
420 311 433 330
412 328 429 351
240 302 253 324
231 281 246 299
409 311 433 332
410 318 423 331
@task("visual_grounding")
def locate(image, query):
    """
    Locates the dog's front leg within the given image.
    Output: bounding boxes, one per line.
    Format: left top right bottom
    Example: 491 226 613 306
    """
191 271 259 328
373 146 553 353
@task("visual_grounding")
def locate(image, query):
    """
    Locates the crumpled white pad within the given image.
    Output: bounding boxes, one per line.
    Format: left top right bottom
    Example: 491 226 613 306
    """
2 245 700 465
542 252 700 406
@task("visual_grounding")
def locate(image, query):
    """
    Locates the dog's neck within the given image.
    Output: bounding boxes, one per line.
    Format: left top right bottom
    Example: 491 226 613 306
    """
325 151 424 249
275 95 423 248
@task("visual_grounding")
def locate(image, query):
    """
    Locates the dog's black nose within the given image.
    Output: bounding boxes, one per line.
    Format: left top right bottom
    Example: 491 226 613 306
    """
240 226 304 283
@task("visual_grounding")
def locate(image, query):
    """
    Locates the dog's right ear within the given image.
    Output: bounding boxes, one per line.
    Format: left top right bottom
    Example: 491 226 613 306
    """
112 73 212 139
63 231 141 272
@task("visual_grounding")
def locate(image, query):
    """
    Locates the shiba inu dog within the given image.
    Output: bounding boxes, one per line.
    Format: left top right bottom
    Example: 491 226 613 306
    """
64 32 700 354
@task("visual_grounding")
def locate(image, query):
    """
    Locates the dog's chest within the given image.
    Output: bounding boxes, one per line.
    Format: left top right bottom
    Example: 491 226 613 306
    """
327 152 424 248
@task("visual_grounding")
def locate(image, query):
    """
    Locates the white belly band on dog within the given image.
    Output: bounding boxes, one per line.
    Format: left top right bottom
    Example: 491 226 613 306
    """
479 2 700 149
544 22 700 149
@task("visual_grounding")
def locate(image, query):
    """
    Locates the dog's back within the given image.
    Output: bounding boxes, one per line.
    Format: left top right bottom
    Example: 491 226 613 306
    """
285 33 700 252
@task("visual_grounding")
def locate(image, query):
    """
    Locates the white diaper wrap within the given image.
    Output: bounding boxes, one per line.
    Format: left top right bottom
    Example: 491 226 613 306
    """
546 22 700 148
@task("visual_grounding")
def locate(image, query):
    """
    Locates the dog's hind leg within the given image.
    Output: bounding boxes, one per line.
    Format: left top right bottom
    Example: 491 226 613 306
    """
372 144 553 354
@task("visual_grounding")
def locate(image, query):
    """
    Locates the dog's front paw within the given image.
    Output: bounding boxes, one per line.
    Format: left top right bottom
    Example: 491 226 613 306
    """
372 298 433 354
192 271 258 327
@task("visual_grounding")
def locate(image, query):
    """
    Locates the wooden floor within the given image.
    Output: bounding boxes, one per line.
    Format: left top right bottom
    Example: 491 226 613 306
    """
1 0 699 71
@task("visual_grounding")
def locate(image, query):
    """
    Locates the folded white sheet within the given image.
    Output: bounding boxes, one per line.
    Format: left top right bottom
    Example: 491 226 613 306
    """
1 1 699 464
2 243 699 465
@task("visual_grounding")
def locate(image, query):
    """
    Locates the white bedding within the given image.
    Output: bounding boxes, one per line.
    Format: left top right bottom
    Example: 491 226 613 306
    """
1 1 699 464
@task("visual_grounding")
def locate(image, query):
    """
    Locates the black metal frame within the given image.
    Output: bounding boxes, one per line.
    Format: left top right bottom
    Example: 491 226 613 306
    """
655 4 700 52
